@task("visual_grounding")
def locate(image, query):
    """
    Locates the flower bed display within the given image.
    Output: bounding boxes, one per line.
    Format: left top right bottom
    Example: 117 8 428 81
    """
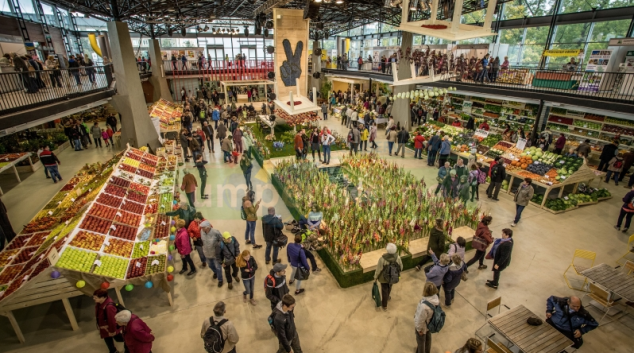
273 154 481 273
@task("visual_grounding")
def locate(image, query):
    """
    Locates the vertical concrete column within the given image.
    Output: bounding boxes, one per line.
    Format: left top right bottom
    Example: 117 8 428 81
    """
107 21 161 150
311 40 322 99
148 39 173 102
392 32 414 131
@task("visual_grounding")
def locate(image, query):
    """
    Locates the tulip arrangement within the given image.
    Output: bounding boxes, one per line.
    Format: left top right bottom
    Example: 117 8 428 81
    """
274 109 320 127
273 153 482 270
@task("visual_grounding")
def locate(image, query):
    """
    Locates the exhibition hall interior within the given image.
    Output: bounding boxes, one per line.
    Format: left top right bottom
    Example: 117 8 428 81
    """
1 0 634 352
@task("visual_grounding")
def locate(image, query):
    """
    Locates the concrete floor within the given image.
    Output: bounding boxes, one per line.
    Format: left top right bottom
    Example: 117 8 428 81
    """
1 117 634 353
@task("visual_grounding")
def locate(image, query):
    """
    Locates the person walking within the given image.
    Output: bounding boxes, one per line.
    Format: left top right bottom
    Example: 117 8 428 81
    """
442 254 466 307
395 126 410 158
263 207 284 264
369 122 378 149
39 145 62 183
217 120 227 146
512 178 534 227
180 128 191 162
413 131 425 159
175 219 196 276
200 301 240 353
265 263 290 309
373 242 403 311
485 228 513 289
554 133 566 155
454 338 483 353
242 191 262 249
598 140 619 171
424 250 451 291
387 126 398 156
236 250 258 305
37 146 50 179
101 129 111 148
202 121 215 153
486 156 506 200
217 231 240 290
427 132 441 166
200 220 225 286
545 295 598 349
187 212 208 268
615 185 634 233
438 136 451 167
92 289 124 353
239 154 254 190
360 125 369 152
349 124 360 155
414 282 440 353
114 310 155 353
466 216 493 272
222 135 234 164
287 235 310 295
90 122 102 148
195 155 209 200
468 163 485 202
106 115 118 132
233 126 243 154
321 102 328 120
273 294 303 353
180 170 197 207
294 130 305 160
321 128 335 165
605 154 624 185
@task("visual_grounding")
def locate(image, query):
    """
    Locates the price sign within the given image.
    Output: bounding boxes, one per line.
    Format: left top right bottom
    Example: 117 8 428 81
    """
545 175 549 179
516 138 527 150
104 240 110 246
48 211 53 216
560 160 565 164
70 198 75 202
139 244 144 250
94 259 102 267
110 225 117 231
47 247 60 265
122 200 126 204
116 212 122 217
151 259 160 266
135 261 142 268
564 196 569 200
160 221 166 226
561 176 566 180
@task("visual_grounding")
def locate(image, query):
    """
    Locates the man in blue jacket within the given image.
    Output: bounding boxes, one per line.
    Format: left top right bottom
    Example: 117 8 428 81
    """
438 136 451 168
546 295 598 348
427 132 441 166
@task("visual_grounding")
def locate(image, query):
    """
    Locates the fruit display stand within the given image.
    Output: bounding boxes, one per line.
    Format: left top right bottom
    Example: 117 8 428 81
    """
0 152 33 195
449 94 537 135
0 156 124 343
52 146 176 307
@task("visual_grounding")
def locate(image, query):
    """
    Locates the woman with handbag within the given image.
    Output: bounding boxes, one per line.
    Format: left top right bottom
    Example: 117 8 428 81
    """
287 235 310 295
236 250 258 305
93 289 125 353
187 212 208 268
465 215 493 272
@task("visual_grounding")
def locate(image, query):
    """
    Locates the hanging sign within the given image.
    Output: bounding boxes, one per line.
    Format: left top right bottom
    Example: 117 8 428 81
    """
542 49 581 57
462 101 473 114
516 138 527 151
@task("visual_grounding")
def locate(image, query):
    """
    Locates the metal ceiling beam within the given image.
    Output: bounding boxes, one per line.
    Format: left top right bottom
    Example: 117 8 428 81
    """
253 0 295 15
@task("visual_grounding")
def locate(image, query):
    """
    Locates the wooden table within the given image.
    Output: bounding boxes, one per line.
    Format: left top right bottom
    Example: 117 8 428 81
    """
488 305 572 353
0 153 32 195
581 263 634 302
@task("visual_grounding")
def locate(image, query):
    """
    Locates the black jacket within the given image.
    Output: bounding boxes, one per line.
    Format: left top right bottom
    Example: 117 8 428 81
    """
426 228 446 256
466 117 475 130
239 256 258 279
265 270 289 306
493 239 513 271
600 143 618 162
274 303 297 353
262 214 283 243
442 262 465 291
397 130 410 144
216 237 240 265
491 163 507 183
202 125 213 140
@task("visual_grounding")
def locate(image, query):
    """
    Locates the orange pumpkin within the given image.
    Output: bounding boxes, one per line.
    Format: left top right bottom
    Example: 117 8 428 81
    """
525 158 533 164
521 163 528 169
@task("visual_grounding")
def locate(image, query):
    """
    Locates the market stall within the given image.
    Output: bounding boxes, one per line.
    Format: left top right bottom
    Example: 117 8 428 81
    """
148 98 183 138
0 153 32 195
0 146 181 342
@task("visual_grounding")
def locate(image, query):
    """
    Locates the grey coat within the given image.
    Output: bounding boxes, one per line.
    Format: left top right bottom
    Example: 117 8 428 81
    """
201 228 222 259
216 237 240 265
514 184 534 206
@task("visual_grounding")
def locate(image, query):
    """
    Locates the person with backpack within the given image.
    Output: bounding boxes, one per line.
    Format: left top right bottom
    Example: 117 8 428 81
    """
415 219 447 271
424 250 451 291
414 282 441 353
442 254 466 307
606 154 624 185
468 164 483 202
486 156 506 201
93 289 124 353
263 207 284 264
242 191 262 249
217 231 240 290
114 310 154 353
265 263 290 310
374 242 403 311
273 294 303 353
512 178 534 227
427 132 441 166
287 235 310 295
201 301 239 353
240 154 254 190
175 219 197 276
448 237 466 262
485 228 514 289
236 250 258 305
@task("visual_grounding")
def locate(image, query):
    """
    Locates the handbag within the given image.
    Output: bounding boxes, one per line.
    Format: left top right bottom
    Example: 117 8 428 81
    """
372 281 382 307
293 248 310 281
471 236 489 252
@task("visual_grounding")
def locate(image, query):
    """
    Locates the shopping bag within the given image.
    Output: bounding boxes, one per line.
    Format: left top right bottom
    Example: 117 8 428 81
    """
372 281 382 307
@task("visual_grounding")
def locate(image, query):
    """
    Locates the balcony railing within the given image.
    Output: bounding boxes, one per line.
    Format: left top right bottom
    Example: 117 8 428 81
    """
0 65 114 115
162 60 274 81
442 68 634 104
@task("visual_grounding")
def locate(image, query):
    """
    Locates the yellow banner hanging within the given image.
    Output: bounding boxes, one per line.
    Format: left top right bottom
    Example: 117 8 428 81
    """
543 49 582 57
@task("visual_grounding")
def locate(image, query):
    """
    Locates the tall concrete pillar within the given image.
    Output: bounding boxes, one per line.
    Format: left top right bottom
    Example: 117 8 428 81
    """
392 32 414 131
107 21 161 150
149 39 173 102
311 40 322 99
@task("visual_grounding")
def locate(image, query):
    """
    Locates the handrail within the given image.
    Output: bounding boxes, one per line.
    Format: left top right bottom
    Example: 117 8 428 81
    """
0 64 114 116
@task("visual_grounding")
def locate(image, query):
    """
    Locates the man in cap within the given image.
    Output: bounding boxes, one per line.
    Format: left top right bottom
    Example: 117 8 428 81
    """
265 263 290 310
216 231 240 290
200 220 224 287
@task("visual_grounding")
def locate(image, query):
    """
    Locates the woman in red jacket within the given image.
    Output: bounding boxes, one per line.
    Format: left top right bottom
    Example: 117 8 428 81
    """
93 289 123 353
465 215 494 272
187 212 207 268
175 218 196 276
114 310 155 353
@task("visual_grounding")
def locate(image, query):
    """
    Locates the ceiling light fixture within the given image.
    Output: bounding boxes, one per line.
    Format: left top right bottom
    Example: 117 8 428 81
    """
315 0 322 2
335 0 343 4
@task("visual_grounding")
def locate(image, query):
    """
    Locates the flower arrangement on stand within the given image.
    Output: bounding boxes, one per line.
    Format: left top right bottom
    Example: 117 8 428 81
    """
273 141 285 151
273 153 482 270
274 109 320 127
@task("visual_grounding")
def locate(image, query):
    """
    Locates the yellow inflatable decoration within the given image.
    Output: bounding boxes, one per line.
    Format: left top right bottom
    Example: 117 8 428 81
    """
88 33 102 57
